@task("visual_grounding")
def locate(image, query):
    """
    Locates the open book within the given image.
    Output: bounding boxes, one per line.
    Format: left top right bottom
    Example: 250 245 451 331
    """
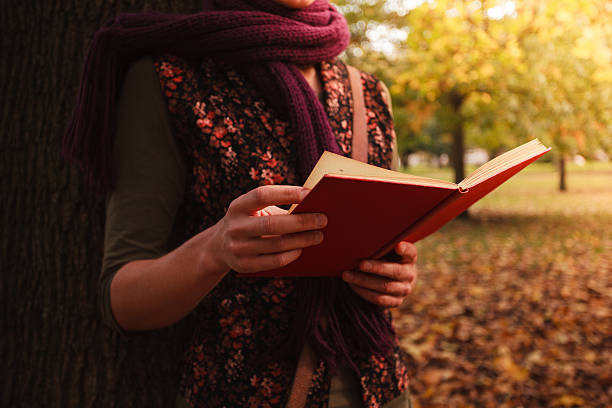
242 139 550 278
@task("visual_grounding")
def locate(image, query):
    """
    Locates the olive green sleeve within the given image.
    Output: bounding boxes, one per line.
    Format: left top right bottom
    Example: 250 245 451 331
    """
99 56 186 334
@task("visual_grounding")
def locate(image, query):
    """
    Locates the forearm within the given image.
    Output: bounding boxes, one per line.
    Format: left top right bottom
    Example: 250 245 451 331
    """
110 224 228 331
108 185 325 331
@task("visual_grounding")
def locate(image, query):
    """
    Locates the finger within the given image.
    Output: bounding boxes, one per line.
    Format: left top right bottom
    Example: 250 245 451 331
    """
234 249 303 274
238 212 327 237
358 260 416 283
342 270 412 297
240 230 324 255
229 186 310 214
395 241 417 263
348 284 405 308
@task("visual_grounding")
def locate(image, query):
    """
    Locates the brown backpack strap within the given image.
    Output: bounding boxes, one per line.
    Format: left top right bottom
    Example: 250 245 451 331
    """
347 65 368 163
286 343 316 408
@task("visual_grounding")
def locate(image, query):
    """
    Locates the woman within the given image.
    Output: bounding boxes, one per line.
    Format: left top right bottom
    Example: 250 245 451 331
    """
64 0 418 406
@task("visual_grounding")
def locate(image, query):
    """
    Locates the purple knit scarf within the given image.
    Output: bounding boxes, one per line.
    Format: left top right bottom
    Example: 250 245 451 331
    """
63 0 395 374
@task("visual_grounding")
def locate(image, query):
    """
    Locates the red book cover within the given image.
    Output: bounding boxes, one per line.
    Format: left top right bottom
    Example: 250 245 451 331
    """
244 175 456 278
238 139 550 278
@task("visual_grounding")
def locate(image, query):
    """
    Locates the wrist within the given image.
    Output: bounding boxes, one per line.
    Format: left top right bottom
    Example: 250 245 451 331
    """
196 220 231 278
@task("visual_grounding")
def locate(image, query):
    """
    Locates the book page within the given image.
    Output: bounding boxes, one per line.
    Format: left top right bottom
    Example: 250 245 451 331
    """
289 151 457 213
303 151 457 190
459 139 550 189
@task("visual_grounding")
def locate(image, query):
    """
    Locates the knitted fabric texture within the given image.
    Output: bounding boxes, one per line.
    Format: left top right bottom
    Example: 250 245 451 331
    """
63 0 348 194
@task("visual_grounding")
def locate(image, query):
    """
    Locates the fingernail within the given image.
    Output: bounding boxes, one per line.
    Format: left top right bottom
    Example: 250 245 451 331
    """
317 214 328 227
299 188 310 200
314 231 324 243
398 241 407 253
361 261 372 272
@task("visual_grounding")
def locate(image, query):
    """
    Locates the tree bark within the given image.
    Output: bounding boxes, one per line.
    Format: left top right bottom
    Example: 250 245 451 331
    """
1 2 200 407
447 90 466 184
448 90 468 217
559 154 567 191
451 124 466 184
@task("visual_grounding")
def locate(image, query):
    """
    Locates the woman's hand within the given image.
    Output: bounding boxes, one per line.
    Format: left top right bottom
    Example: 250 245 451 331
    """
110 184 324 331
210 185 327 274
342 241 418 308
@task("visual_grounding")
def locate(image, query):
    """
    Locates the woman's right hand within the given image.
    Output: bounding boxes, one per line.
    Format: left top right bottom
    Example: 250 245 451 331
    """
209 185 327 274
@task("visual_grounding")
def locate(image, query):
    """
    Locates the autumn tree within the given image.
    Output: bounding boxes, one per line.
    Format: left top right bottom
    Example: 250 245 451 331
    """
1 1 201 407
339 0 612 190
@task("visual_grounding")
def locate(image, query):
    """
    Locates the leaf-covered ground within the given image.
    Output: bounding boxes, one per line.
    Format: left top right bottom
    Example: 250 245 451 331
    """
395 162 612 407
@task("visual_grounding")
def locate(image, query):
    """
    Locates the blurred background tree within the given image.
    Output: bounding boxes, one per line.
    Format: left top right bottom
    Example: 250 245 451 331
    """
337 0 612 190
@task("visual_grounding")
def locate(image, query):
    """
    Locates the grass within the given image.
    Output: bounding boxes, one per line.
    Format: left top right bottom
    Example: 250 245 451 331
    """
394 161 612 407
405 161 612 215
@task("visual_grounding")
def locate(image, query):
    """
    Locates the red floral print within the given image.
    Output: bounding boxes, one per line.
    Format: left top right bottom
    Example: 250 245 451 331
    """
154 55 408 408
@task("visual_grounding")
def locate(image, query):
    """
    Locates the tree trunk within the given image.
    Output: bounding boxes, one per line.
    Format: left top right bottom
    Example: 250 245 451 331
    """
448 91 468 217
559 154 568 191
1 2 200 407
448 91 466 184
451 125 466 184
402 152 411 169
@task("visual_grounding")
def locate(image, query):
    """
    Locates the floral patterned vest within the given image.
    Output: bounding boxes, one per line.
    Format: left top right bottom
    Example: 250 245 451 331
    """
153 54 409 408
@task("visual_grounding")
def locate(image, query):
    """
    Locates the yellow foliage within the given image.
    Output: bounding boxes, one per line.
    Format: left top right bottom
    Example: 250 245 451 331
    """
341 0 612 156
478 63 495 79
593 67 612 83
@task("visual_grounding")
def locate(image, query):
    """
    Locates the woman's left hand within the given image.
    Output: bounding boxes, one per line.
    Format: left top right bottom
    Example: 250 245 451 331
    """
342 241 418 308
